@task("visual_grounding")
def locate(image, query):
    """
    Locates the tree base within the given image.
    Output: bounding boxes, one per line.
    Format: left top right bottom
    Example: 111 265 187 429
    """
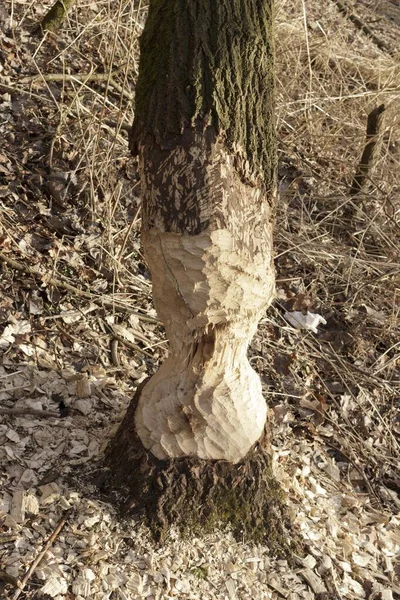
98 382 299 557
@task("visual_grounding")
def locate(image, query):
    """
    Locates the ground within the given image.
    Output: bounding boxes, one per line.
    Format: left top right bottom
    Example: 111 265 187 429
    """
0 1 399 599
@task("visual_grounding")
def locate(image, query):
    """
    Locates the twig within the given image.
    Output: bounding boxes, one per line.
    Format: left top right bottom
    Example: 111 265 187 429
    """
350 104 386 196
0 407 61 418
110 338 120 366
104 321 158 359
0 82 54 102
109 333 155 359
351 267 400 304
0 250 159 324
20 71 121 84
323 437 382 506
103 119 132 133
12 509 73 600
106 78 135 101
20 71 134 101
0 82 130 132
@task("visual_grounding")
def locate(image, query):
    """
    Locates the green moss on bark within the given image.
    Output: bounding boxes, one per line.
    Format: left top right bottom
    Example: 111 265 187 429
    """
36 0 77 33
132 0 276 190
98 386 299 557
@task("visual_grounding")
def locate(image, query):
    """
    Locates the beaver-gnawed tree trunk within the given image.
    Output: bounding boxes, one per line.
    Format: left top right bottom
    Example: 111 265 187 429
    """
102 0 294 553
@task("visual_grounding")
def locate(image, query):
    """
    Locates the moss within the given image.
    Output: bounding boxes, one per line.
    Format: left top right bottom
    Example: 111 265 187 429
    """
37 0 77 33
209 471 286 545
190 566 208 580
143 456 294 556
161 462 292 553
132 0 276 190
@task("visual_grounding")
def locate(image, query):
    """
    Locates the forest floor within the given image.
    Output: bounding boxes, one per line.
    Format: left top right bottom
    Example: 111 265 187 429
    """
0 1 399 599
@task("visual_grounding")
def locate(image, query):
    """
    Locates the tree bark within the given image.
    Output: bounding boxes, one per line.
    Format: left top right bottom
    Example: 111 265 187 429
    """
102 0 294 550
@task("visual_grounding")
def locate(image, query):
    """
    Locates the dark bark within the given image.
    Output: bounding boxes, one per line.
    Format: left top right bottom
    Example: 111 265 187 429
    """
100 383 297 555
130 0 276 196
128 0 277 465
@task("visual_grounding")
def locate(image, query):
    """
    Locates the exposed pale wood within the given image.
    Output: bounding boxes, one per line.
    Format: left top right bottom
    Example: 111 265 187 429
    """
131 0 276 463
135 142 275 462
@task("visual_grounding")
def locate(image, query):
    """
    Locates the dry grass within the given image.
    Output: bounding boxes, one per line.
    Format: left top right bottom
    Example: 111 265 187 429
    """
269 0 400 506
1 0 399 518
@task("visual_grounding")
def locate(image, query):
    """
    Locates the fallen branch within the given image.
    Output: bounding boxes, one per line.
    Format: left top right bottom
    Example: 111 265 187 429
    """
21 71 118 84
100 78 134 102
109 335 155 361
0 82 54 103
0 407 61 418
102 119 132 133
330 0 393 54
350 104 386 196
12 509 73 600
0 250 159 324
20 71 134 101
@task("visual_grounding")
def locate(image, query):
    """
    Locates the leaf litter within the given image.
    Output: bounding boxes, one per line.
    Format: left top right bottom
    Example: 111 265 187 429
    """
0 0 399 598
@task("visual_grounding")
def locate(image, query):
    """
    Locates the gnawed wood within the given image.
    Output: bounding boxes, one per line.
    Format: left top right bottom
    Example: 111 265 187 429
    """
134 130 275 462
105 0 279 543
129 0 276 462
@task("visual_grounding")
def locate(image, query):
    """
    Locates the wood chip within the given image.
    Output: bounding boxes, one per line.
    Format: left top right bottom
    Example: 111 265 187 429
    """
298 569 327 594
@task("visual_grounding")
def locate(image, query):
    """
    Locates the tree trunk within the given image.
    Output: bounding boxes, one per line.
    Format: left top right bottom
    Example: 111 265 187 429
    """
133 0 277 463
102 0 295 552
